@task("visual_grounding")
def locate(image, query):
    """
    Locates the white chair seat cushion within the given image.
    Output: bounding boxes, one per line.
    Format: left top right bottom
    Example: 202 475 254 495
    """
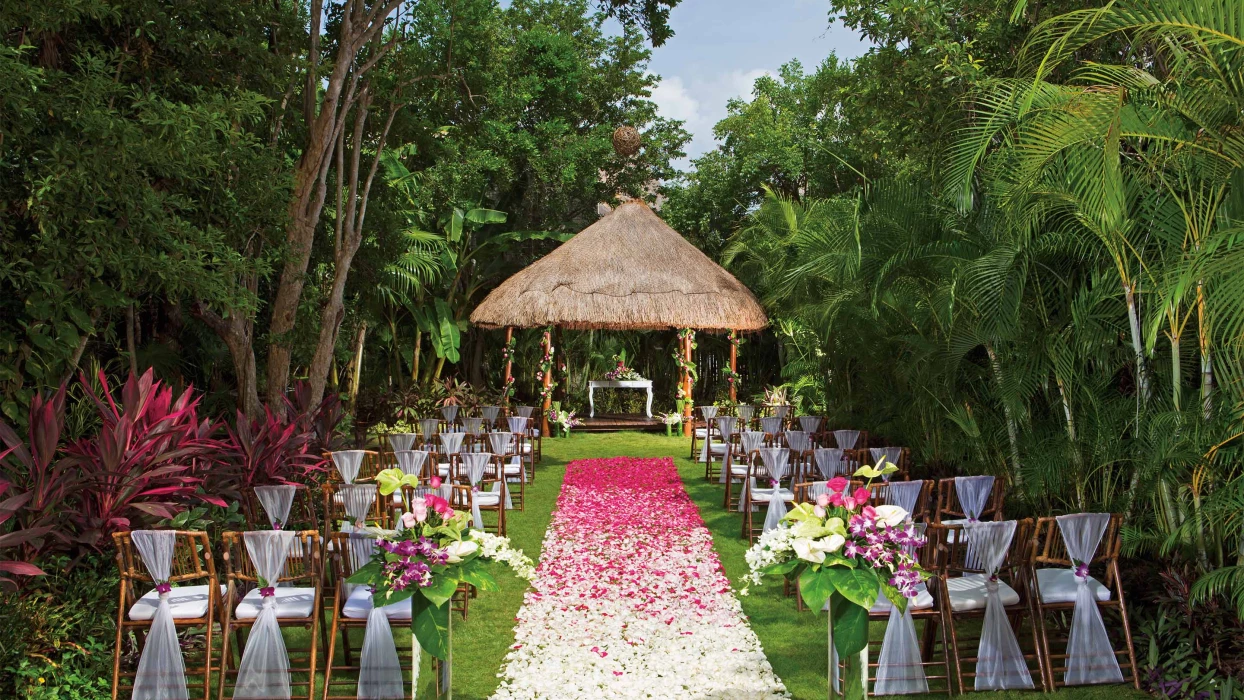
437 463 451 476
749 487 795 503
128 585 227 621
234 587 316 619
946 573 1020 611
707 443 729 454
728 465 750 476
503 463 524 476
342 586 411 620
1036 568 1111 604
694 428 710 438
519 444 533 454
473 491 503 506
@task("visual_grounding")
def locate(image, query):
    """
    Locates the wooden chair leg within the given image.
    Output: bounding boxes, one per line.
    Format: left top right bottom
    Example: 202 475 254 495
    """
322 606 340 700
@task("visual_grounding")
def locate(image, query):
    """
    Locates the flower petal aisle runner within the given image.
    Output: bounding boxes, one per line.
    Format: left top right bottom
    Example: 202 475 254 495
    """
493 457 788 699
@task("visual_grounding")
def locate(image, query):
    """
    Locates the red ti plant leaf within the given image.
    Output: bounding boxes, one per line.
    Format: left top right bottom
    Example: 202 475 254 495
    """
0 561 46 576
0 385 76 564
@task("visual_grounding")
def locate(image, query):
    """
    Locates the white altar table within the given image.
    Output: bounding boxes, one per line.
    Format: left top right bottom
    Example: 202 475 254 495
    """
587 380 653 418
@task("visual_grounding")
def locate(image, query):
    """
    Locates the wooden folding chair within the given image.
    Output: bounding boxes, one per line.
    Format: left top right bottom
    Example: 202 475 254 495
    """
850 479 934 522
929 519 1046 693
111 530 221 700
828 527 954 694
1030 514 1138 689
934 477 1006 523
450 458 507 537
216 530 323 700
722 442 754 511
741 454 794 544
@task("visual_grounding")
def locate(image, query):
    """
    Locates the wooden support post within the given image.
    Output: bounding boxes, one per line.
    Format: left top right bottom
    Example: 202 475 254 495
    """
541 328 552 438
729 330 738 404
503 327 514 411
682 332 693 437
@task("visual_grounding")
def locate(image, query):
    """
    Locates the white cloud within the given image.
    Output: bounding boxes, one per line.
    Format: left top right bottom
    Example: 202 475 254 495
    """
651 69 777 169
649 76 700 123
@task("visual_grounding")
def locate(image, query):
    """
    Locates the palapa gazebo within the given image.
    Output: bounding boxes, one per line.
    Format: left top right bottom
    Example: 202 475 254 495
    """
471 199 768 436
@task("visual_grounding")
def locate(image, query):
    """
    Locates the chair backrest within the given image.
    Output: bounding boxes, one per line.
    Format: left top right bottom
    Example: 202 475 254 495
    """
1032 513 1123 586
929 518 1033 580
877 479 932 522
221 530 321 587
934 476 1005 523
242 484 320 532
322 482 389 533
113 531 216 610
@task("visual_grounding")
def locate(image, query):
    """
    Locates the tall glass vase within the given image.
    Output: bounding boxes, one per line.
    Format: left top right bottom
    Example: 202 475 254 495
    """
826 600 868 700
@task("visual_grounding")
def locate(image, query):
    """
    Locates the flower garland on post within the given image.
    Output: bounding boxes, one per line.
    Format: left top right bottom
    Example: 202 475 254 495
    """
501 330 517 410
724 330 743 403
537 327 556 437
673 329 697 437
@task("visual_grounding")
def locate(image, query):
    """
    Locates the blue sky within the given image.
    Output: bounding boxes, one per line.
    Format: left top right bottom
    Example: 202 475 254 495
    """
636 1 871 166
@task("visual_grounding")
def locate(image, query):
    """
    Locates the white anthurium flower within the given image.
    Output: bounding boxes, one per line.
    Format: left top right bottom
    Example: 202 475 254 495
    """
873 504 908 527
823 533 846 553
444 539 479 563
792 537 826 563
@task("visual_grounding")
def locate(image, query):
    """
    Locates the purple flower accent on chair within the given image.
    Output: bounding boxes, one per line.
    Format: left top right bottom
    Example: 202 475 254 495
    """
155 582 172 595
259 586 276 598
1073 561 1090 579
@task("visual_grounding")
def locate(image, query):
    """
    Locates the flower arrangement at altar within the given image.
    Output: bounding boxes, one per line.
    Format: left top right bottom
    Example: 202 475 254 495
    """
546 408 582 437
603 352 644 381
741 459 927 700
656 410 682 436
348 468 535 661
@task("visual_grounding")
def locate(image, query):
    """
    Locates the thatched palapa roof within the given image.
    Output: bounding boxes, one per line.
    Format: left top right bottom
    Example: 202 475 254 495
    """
471 201 767 332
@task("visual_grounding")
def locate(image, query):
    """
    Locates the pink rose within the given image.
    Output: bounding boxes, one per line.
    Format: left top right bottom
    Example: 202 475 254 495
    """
429 475 442 489
853 487 871 505
827 476 849 493
401 512 417 528
813 505 827 518
828 492 845 507
411 499 428 523
862 505 877 519
843 496 857 510
816 493 831 507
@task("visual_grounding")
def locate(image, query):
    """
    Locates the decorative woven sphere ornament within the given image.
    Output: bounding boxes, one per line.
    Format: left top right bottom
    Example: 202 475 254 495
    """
612 126 641 156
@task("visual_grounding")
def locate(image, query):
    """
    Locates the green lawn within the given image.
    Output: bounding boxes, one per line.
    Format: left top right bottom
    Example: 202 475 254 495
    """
331 431 1150 700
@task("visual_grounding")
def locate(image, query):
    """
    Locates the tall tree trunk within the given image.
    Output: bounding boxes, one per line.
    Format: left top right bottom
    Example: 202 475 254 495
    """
1197 282 1214 419
1123 281 1150 401
469 330 485 388
985 343 1023 489
193 301 261 418
349 321 367 407
412 329 421 383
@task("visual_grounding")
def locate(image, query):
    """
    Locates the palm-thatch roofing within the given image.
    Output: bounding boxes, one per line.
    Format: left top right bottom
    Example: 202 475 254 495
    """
470 201 767 332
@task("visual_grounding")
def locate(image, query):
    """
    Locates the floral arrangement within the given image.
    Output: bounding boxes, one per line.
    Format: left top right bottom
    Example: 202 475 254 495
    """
537 327 557 404
656 410 682 436
347 468 535 659
547 408 582 436
741 460 926 699
603 353 644 381
500 335 517 403
673 329 697 401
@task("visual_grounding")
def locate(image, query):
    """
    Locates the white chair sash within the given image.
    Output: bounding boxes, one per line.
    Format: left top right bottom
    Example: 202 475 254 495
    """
438 431 465 457
388 433 418 452
508 416 529 435
740 431 765 455
460 452 492 529
341 484 377 530
331 450 367 484
760 416 783 436
255 485 296 529
774 405 791 419
963 520 1033 690
798 416 822 435
440 405 458 424
463 417 484 436
394 450 428 476
418 418 439 443
806 481 831 500
874 603 928 694
699 405 718 421
131 530 189 700
786 430 811 453
234 531 296 699
488 431 514 455
480 405 500 427
954 475 994 521
814 448 848 479
883 481 923 521
349 533 406 698
833 430 861 449
715 417 738 483
1057 513 1123 685
516 406 535 418
758 447 791 532
736 405 754 423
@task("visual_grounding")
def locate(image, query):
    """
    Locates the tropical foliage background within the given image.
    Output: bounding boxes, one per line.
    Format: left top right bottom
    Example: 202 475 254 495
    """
2 0 1244 696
